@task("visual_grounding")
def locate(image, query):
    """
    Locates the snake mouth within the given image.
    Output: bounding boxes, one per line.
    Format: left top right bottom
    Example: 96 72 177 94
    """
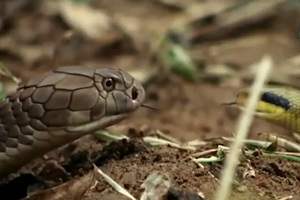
66 113 129 133
223 102 268 117
235 106 275 119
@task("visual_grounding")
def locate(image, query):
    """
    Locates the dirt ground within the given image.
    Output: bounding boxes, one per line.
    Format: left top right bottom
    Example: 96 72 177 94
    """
1 0 300 200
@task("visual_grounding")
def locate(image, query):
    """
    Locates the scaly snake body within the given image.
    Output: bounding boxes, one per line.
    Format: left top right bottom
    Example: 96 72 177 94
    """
226 86 300 142
0 66 145 179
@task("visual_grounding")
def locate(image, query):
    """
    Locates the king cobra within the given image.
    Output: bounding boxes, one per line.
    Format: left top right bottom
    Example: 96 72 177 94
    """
0 66 145 179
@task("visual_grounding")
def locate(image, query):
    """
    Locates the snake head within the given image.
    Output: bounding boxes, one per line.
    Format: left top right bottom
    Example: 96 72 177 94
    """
66 67 146 133
0 66 146 177
12 66 146 136
221 86 300 134
223 87 289 119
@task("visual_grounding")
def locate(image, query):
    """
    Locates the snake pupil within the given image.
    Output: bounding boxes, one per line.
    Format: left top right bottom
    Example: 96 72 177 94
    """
105 79 113 87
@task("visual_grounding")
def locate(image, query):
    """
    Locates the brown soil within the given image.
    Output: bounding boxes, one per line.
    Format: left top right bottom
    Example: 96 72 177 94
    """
1 0 300 200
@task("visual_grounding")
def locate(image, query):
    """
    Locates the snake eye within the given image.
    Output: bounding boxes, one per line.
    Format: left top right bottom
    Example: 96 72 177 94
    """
102 78 115 92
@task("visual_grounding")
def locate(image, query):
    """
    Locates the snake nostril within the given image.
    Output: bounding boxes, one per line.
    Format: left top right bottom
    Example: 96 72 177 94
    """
131 87 139 100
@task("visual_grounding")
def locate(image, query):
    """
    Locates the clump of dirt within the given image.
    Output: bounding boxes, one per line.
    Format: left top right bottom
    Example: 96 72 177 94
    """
247 152 300 196
1 130 300 200
0 135 215 200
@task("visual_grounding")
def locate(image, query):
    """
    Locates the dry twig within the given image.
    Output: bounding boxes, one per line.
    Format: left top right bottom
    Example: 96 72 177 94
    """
214 55 273 200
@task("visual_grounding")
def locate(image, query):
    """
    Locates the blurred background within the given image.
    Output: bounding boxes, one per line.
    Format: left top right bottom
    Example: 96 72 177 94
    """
1 0 300 142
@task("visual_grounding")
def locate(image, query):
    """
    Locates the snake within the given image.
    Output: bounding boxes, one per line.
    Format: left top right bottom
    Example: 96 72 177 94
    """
0 66 146 179
224 86 300 142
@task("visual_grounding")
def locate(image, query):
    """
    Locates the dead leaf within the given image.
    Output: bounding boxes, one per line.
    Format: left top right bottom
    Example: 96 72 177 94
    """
0 35 53 68
140 171 171 200
21 170 96 200
185 0 287 42
58 0 121 41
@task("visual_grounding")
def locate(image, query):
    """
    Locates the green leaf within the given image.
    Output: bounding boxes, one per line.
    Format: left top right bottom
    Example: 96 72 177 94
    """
0 81 5 100
165 44 198 81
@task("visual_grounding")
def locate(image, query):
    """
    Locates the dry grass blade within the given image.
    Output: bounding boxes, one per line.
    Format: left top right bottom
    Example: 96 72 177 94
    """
277 196 293 200
190 148 218 158
0 61 21 84
259 132 300 152
221 137 272 149
184 139 208 147
21 170 96 200
148 129 182 144
243 55 300 89
94 163 137 200
143 136 196 151
213 145 300 163
214 55 273 200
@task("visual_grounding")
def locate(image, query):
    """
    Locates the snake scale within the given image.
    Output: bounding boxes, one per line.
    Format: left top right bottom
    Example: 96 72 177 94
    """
0 66 145 179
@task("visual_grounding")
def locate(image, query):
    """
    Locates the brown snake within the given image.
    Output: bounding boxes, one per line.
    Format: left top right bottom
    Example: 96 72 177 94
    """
0 66 145 179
